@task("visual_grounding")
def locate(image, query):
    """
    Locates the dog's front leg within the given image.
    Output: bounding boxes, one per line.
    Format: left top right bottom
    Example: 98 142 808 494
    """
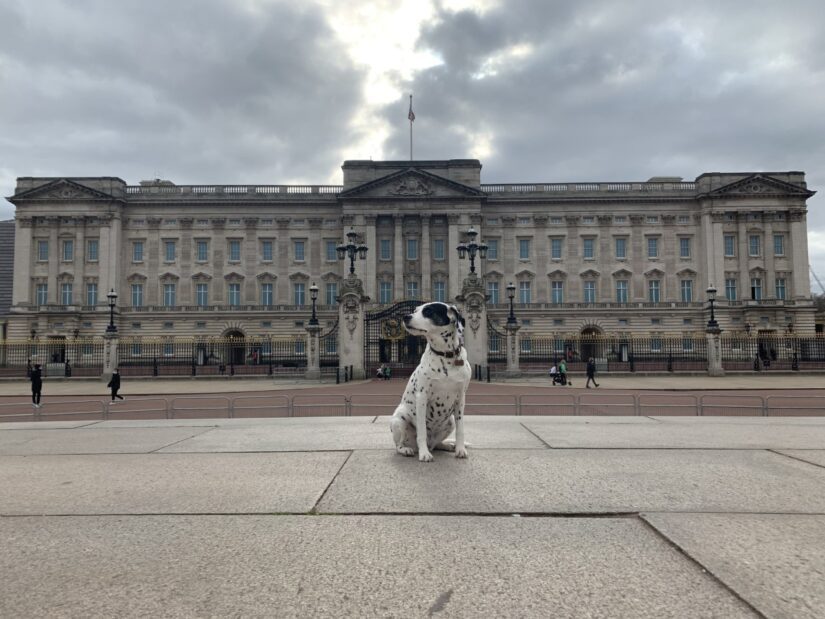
454 390 468 459
415 391 433 462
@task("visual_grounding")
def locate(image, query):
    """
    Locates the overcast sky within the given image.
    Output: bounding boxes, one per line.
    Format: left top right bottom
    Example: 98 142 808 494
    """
1 0 824 287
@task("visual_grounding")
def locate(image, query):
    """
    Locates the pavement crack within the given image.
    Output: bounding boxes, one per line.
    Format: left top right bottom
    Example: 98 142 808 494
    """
147 427 218 453
766 448 825 470
309 450 353 514
637 514 769 619
518 422 553 448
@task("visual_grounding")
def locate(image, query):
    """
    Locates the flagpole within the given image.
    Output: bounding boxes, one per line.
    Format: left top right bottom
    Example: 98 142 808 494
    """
409 94 413 160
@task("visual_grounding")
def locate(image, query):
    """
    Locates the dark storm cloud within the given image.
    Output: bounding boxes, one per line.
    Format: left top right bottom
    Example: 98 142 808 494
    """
381 0 825 280
0 0 366 217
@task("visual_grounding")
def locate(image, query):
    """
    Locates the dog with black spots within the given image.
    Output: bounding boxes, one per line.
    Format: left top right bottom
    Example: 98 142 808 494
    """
390 302 472 462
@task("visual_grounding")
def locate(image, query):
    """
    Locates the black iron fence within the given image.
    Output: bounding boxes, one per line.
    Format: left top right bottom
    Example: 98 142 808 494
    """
0 339 105 378
117 337 306 377
319 321 339 371
487 320 507 369
720 334 825 371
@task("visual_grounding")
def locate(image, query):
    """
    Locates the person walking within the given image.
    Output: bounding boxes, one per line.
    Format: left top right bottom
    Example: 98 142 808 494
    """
107 368 124 403
559 359 568 386
586 357 600 388
30 363 42 408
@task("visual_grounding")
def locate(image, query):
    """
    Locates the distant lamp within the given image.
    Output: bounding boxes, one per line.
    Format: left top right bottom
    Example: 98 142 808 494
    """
106 288 118 334
308 282 319 326
705 285 719 330
506 281 517 326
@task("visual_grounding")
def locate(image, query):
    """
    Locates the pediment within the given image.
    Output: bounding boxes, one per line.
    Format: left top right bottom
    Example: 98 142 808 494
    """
676 268 697 277
579 269 600 278
515 269 535 279
612 268 633 278
289 271 310 281
338 168 485 200
127 273 147 282
645 268 665 277
10 178 121 203
320 271 340 281
256 271 277 281
224 271 245 280
192 272 213 281
547 269 567 279
159 272 179 281
483 269 504 279
706 174 815 198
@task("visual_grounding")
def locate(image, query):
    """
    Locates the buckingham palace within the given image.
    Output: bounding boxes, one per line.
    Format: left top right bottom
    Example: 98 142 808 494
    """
5 158 818 345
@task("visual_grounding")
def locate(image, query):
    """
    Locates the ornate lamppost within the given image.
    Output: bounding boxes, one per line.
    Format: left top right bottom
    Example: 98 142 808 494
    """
106 288 118 334
706 285 719 331
336 228 368 276
456 227 488 275
506 282 517 326
309 282 319 326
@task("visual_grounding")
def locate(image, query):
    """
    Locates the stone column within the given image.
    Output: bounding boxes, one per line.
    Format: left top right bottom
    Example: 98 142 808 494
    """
737 215 750 301
305 324 322 380
364 215 377 300
505 321 521 377
456 272 487 375
763 217 775 299
789 209 810 299
421 213 431 300
448 214 461 301
47 218 59 303
12 217 33 306
244 218 259 303
705 326 724 377
337 273 369 380
102 332 119 380
393 215 404 301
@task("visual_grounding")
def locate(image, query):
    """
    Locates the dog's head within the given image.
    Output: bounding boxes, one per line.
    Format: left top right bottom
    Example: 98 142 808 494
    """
403 302 464 342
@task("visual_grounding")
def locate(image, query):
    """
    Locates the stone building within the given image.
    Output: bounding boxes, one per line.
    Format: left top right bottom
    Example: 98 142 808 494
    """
5 159 817 342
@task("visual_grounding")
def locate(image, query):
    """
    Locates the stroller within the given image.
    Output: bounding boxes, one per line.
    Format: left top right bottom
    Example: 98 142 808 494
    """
550 366 566 386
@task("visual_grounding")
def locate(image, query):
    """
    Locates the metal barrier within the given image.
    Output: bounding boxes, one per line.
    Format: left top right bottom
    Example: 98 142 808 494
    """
519 393 576 415
765 395 825 417
169 396 231 419
4 392 825 423
638 393 699 417
699 394 765 416
231 395 290 418
106 397 170 420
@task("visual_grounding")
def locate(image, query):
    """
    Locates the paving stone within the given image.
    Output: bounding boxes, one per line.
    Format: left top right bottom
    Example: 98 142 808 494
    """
523 419 825 448
0 427 215 455
642 513 825 619
317 449 825 514
651 416 825 425
0 420 99 430
0 515 756 619
773 449 825 468
0 452 348 515
94 417 374 428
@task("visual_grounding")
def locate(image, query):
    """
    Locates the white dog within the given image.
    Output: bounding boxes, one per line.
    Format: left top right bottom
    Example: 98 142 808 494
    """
390 302 472 462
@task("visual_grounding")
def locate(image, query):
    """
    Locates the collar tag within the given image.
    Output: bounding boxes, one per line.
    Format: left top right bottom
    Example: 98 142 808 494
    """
453 359 464 366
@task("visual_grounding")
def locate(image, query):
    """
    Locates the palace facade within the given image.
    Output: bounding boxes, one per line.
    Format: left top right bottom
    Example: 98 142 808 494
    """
6 159 817 341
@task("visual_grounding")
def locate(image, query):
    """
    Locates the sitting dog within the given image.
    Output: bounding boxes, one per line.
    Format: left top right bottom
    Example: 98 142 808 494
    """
390 302 472 462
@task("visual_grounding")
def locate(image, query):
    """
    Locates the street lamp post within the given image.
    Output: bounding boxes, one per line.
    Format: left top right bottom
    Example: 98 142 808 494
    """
309 282 319 326
456 227 488 275
106 288 118 334
706 285 719 330
336 228 368 276
506 282 517 326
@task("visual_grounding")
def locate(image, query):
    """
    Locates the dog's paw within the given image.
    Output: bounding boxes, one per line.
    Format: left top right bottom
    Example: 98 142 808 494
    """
434 440 456 452
418 450 434 462
397 446 415 457
455 446 469 459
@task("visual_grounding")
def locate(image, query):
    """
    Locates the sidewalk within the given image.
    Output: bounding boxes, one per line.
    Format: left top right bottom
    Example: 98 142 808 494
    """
2 416 824 617
1 372 824 396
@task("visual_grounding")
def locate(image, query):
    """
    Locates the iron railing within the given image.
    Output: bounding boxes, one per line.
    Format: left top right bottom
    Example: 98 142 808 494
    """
0 339 105 378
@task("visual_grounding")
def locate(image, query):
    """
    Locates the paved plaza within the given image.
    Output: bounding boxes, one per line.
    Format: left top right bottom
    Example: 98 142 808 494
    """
2 411 825 617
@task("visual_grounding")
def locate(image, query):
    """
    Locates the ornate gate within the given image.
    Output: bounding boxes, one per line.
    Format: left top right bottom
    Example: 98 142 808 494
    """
364 300 426 377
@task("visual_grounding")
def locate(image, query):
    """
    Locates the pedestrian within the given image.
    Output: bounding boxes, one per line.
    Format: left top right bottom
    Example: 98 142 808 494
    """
559 359 568 386
26 358 32 378
30 363 42 408
107 368 124 403
586 357 599 388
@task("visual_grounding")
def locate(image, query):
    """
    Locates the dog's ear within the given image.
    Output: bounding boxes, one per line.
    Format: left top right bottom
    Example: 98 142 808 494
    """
449 305 465 328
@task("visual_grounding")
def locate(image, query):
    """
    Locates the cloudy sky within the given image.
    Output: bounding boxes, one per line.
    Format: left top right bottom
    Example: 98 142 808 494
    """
1 0 824 286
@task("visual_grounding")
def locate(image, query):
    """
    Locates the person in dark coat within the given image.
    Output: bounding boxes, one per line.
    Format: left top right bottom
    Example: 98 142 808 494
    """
107 368 124 402
31 363 42 408
586 357 599 388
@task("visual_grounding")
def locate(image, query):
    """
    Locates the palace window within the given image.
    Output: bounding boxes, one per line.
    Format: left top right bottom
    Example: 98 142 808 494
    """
433 281 445 302
679 237 691 258
486 239 499 259
261 283 273 306
325 282 337 305
405 280 419 299
294 282 305 306
582 238 595 259
131 283 143 307
86 283 98 306
551 281 564 304
647 237 659 258
61 282 73 305
583 281 596 303
518 281 531 304
326 240 337 261
87 239 99 262
615 280 628 303
228 283 241 306
196 283 209 307
678 215 690 224
62 240 74 262
132 241 144 262
433 239 445 261
648 280 660 303
487 281 499 304
751 277 762 300
35 240 48 262
775 278 786 300
646 216 658 224
229 240 242 262
773 234 785 256
615 237 627 259
163 283 176 307
551 238 563 260
406 238 418 260
725 278 737 301
379 239 392 260
748 235 761 257
196 240 209 262
518 239 530 260
36 284 48 305
262 240 274 262
164 240 176 262
680 279 693 302
724 235 736 257
379 281 392 304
